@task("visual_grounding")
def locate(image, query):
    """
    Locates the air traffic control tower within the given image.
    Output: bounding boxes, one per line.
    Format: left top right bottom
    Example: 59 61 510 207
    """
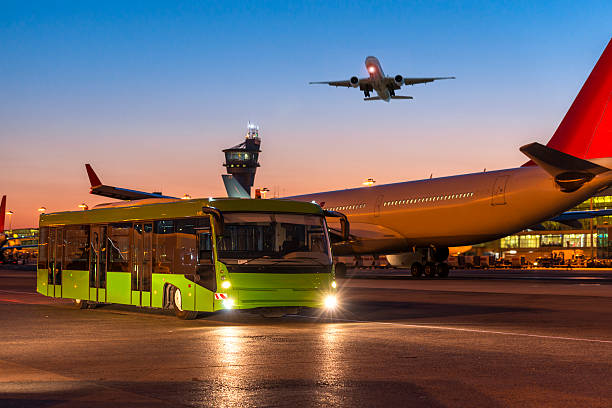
223 123 261 196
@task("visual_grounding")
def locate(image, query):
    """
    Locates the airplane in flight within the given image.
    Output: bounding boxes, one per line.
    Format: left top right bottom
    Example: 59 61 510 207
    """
83 39 612 277
309 56 455 101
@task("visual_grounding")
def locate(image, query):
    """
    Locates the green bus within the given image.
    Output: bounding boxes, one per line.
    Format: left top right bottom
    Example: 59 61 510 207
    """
37 198 343 319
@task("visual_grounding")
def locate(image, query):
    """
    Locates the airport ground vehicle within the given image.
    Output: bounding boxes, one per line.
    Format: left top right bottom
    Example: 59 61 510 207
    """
36 198 339 319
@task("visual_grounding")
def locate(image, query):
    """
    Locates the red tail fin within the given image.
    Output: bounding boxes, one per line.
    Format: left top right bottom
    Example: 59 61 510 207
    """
0 195 6 232
545 38 612 159
85 164 102 187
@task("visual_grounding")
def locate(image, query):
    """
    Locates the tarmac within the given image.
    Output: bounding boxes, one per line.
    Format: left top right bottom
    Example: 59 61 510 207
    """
1 267 611 407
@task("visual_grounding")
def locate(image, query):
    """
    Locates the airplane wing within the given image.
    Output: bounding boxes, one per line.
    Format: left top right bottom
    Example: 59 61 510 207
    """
402 76 455 86
85 164 177 201
309 78 372 88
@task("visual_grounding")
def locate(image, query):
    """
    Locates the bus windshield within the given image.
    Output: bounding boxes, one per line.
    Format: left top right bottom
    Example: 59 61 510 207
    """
216 213 331 265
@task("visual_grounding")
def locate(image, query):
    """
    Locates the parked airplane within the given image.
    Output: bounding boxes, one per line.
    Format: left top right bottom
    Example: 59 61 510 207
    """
309 56 454 101
84 39 612 277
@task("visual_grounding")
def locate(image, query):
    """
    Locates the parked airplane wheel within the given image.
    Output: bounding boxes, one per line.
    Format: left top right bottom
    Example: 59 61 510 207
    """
411 262 423 277
436 263 450 278
172 287 198 320
424 262 436 277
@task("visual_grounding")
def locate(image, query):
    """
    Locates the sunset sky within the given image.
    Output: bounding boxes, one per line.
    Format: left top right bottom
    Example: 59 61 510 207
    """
1 1 611 228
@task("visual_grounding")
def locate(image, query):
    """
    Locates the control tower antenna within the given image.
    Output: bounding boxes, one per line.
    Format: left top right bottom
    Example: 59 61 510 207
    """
222 122 262 196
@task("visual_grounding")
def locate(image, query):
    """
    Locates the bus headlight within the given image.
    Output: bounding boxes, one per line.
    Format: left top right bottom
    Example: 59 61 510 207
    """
221 280 231 289
324 294 337 309
331 281 337 289
223 298 235 309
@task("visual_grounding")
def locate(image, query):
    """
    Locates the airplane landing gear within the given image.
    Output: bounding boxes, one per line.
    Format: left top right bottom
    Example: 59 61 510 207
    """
411 262 423 277
424 262 436 277
436 263 449 278
364 90 371 97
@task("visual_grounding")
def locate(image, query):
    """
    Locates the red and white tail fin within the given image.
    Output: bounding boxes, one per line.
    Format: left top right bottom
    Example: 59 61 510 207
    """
0 195 6 232
546 38 612 159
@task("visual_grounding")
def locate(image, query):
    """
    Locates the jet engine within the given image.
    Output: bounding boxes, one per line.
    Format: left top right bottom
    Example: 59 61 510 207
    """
350 76 359 87
394 75 403 86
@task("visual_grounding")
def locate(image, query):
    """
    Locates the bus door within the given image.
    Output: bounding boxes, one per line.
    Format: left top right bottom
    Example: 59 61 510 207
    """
89 225 108 303
131 222 153 307
47 227 63 297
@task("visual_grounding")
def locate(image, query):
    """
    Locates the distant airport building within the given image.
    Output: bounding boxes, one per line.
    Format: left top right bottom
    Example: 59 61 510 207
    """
222 123 261 196
0 228 38 264
471 187 612 263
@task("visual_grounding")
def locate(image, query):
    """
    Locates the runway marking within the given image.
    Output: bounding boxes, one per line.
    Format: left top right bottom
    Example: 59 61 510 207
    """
296 316 612 344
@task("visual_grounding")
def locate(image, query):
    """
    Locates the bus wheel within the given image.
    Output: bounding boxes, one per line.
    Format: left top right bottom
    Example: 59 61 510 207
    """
72 299 88 309
436 263 450 278
172 287 198 320
424 262 436 277
411 263 423 277
335 262 347 278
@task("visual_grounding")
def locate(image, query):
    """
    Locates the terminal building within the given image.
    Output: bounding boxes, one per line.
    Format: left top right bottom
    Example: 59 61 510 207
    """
470 187 612 263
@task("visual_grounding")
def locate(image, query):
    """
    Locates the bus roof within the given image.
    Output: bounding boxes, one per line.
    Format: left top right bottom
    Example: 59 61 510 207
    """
39 198 324 227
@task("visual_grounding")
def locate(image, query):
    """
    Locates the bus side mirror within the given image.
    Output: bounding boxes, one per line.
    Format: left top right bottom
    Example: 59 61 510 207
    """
323 210 350 242
202 207 224 236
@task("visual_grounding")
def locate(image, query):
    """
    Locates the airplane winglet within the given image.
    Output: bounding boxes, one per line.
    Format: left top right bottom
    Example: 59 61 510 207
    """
85 164 102 188
0 195 6 232
520 142 610 192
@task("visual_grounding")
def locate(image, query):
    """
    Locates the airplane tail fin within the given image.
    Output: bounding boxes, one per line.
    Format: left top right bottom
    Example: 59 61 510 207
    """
544 38 612 160
520 142 609 191
0 195 5 232
85 164 102 188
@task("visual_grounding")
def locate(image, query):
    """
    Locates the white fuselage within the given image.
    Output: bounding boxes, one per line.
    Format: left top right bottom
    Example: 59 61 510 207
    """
288 162 612 255
365 56 391 102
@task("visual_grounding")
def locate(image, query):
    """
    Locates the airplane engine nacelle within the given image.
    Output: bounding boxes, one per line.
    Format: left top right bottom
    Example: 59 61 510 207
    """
350 76 359 87
386 252 423 267
394 74 403 86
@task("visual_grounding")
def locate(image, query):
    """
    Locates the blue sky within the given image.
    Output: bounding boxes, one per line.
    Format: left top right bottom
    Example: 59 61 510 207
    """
1 1 611 227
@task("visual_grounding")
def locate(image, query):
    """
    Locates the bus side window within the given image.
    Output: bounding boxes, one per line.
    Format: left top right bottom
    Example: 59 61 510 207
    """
38 227 49 270
64 225 89 270
198 230 213 264
197 225 216 292
174 219 197 275
107 223 130 272
154 220 174 274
